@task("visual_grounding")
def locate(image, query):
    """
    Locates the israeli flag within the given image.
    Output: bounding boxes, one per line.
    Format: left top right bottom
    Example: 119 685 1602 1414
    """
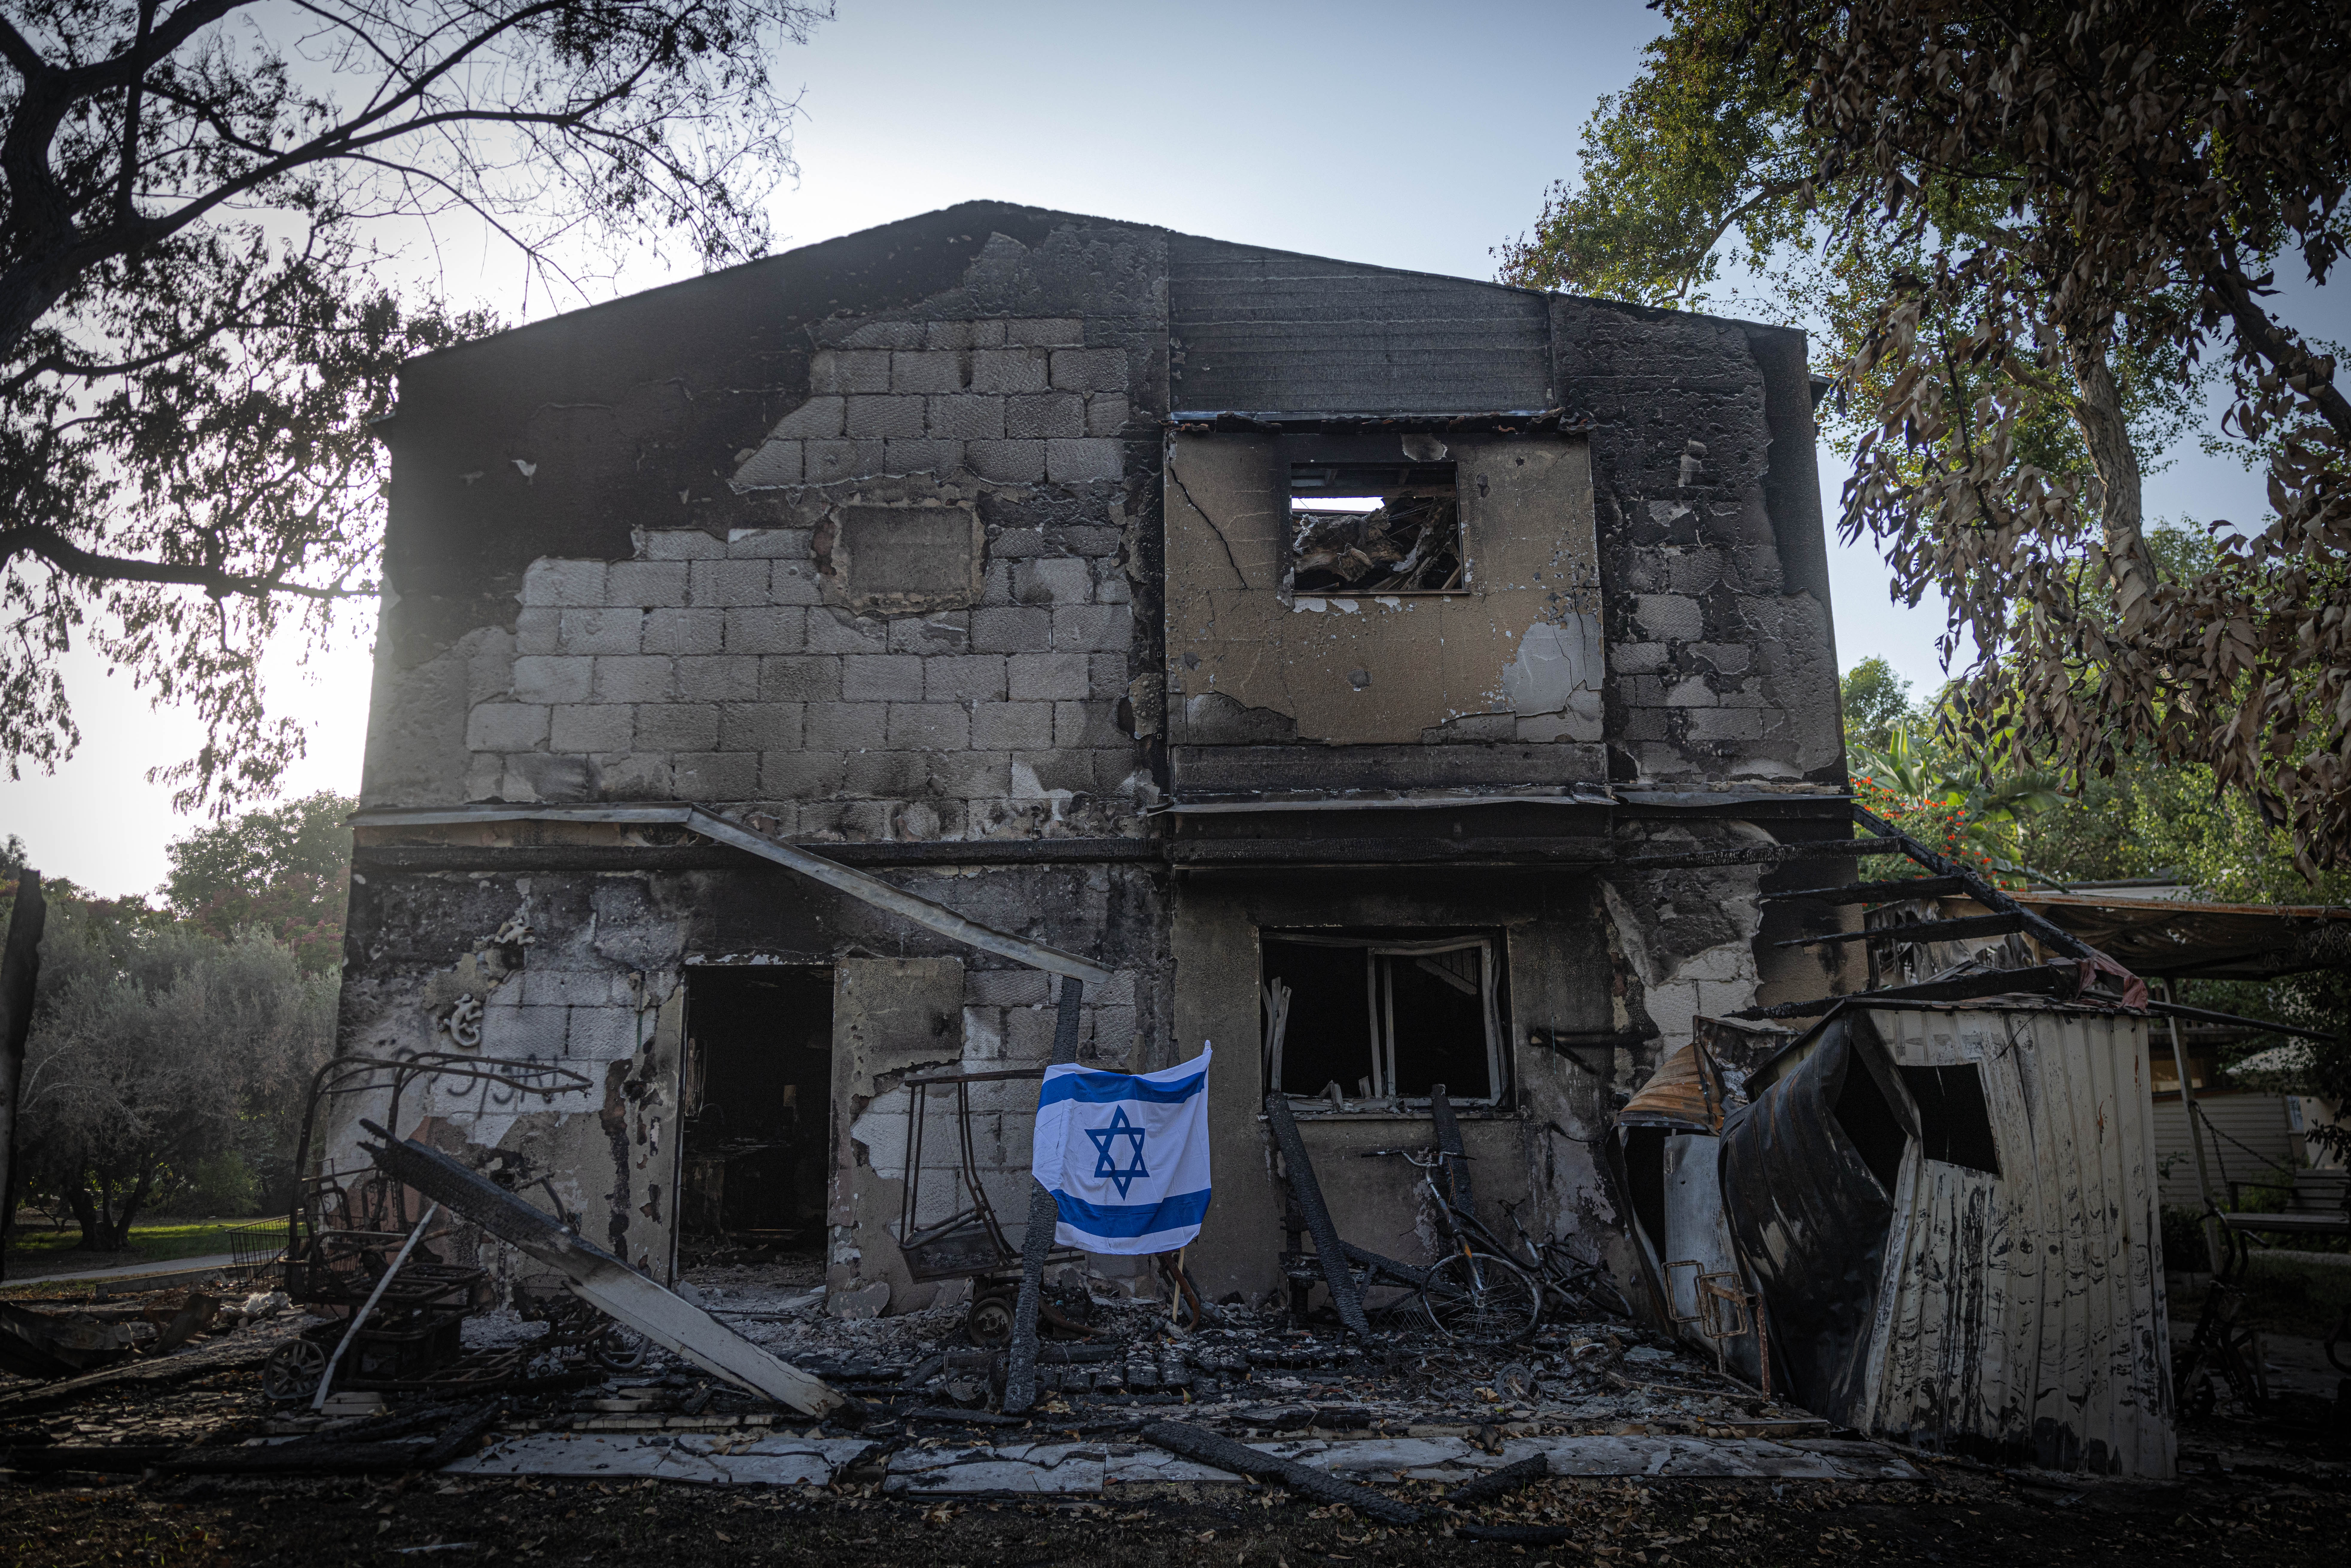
1031 1045 1212 1256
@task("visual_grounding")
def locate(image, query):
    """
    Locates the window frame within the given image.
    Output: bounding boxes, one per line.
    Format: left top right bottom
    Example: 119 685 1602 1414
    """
1261 930 1508 1109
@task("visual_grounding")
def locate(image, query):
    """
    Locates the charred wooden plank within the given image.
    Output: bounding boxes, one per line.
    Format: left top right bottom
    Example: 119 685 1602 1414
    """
1763 877 1969 905
1140 1421 1421 1525
1264 1096 1372 1337
1728 965 2081 1020
1774 913 2024 950
1004 977 1085 1416
1442 1452 1550 1506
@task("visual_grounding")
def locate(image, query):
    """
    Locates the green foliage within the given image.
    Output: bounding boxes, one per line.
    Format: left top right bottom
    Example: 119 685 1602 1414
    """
1839 657 1917 753
163 791 354 974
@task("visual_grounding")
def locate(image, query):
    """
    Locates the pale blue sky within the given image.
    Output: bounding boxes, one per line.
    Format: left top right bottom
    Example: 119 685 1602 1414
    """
0 0 2312 895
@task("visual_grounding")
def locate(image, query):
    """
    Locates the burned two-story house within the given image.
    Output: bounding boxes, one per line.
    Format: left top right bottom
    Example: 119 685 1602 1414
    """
333 201 1857 1317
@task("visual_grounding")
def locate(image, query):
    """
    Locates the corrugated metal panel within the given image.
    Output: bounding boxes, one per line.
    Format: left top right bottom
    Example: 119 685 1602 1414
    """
1169 236 1553 414
1862 1009 2174 1478
2149 1093 2299 1208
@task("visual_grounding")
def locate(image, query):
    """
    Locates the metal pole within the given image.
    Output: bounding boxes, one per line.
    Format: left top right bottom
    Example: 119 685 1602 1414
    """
1004 977 1084 1415
313 1201 441 1411
2159 980 2223 1273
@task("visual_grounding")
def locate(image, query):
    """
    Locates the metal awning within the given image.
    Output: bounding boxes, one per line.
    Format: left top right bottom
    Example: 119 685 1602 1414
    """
2007 892 2351 980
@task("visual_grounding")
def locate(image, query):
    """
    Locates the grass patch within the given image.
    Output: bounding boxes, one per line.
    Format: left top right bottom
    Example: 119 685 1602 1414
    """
4 1218 262 1270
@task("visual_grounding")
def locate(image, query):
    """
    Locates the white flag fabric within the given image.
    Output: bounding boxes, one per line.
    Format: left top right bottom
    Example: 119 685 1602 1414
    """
1030 1045 1212 1256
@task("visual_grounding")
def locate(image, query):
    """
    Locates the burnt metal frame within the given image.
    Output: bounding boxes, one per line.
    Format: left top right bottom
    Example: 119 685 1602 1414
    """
895 1064 1066 1277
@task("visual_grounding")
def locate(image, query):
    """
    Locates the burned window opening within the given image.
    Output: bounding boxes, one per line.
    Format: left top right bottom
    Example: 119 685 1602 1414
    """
1898 1063 2001 1174
1261 930 1505 1106
678 966 833 1268
1288 461 1463 595
1831 1040 1910 1195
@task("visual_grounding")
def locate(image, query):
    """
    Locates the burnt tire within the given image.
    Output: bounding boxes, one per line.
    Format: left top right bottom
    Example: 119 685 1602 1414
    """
964 1292 1016 1348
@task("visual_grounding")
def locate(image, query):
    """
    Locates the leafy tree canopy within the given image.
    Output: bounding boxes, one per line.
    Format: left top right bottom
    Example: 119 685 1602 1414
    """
1839 656 1918 753
162 789 352 972
0 1 829 813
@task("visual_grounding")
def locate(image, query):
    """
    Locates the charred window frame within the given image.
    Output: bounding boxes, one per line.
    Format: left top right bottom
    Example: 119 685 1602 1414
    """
1287 460 1465 596
1261 931 1507 1109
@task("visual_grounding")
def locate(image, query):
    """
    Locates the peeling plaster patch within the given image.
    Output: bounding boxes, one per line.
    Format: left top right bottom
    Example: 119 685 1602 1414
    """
1294 596 1328 613
1501 613 1605 733
1602 875 1762 1048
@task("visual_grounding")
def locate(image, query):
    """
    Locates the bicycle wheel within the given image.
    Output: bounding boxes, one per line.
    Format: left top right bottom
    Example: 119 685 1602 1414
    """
1421 1251 1543 1345
1550 1258 1633 1321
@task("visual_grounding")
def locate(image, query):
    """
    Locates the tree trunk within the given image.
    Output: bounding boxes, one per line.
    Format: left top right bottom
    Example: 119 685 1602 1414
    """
64 1185 112 1251
2066 339 2160 634
0 869 47 1278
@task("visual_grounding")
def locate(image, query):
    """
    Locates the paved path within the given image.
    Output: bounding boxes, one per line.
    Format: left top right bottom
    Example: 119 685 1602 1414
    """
3 1252 240 1288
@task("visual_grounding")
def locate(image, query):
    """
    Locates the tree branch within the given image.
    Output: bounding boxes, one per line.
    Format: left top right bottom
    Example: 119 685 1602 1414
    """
0 525 362 601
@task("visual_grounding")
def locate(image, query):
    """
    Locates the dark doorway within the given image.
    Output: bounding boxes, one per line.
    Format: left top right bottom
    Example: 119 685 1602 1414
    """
678 966 833 1268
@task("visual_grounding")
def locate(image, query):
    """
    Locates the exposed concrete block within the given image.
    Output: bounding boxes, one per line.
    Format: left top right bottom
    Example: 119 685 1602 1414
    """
676 655 760 702
1095 562 1132 605
1086 393 1132 435
1050 523 1122 557
1004 318 1082 348
971 348 1051 394
760 655 841 702
1665 677 1719 708
637 528 727 560
521 969 618 1007
566 1007 643 1062
811 348 891 394
467 702 549 751
689 558 773 608
761 748 847 798
978 559 1016 608
887 702 971 750
832 319 924 350
806 439 889 484
635 702 720 751
1005 395 1084 439
491 1003 570 1057
846 394 928 439
1686 708 1763 742
1634 593 1704 642
1045 438 1124 483
594 751 674 798
514 606 561 656
988 526 1046 559
733 441 801 489
1620 706 1670 742
1007 652 1092 700
805 611 889 655
1050 348 1128 392
641 607 725 655
842 654 926 702
803 700 889 752
558 607 643 656
884 438 963 474
930 750 1009 798
891 351 966 394
843 749 931 798
925 653 1006 701
1016 558 1093 606
925 320 981 351
1055 700 1124 749
888 614 970 655
771 561 824 605
551 704 632 753
973 701 1054 750
966 969 1052 1008
965 440 1046 482
724 606 806 654
592 654 675 703
927 395 1005 439
1087 653 1130 696
1691 641 1754 675
972 606 1053 653
1614 641 1670 674
512 655 593 706
521 559 605 607
718 701 802 752
1053 604 1131 652
728 528 813 559
676 750 759 801
771 394 847 439
511 752 595 805
607 561 690 607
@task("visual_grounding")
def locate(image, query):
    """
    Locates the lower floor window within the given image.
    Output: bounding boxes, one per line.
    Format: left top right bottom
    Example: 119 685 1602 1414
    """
1261 931 1505 1105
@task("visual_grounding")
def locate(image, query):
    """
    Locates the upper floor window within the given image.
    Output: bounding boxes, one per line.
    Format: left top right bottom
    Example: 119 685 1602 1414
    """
1287 461 1464 595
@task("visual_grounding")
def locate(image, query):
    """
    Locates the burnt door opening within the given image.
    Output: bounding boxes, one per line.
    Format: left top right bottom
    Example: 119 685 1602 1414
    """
678 966 833 1268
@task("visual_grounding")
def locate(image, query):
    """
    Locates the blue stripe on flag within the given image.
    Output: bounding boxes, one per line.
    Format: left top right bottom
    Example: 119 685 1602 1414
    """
1036 1068 1207 1109
1048 1186 1211 1239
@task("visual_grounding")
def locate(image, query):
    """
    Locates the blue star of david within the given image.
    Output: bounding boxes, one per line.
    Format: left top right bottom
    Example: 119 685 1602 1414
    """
1085 1106 1151 1199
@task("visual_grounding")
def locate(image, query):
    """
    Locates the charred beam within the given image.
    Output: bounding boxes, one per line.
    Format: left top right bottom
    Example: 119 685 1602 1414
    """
1264 1095 1371 1338
1140 1421 1422 1525
1004 976 1085 1416
1728 965 2082 1020
1764 876 1970 905
1774 913 2025 950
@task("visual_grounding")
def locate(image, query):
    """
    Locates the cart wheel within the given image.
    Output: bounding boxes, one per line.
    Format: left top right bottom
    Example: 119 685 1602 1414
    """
262 1337 330 1403
965 1291 1016 1348
591 1325 649 1372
